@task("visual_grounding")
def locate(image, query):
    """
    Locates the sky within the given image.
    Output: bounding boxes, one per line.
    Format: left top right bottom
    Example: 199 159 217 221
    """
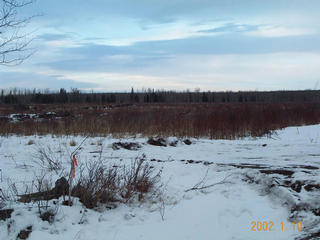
1 0 320 92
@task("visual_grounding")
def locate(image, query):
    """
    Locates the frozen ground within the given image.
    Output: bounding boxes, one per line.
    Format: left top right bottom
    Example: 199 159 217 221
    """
1 124 320 239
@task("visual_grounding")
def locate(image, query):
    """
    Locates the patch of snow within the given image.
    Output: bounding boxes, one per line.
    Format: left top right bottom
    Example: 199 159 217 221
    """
1 124 320 239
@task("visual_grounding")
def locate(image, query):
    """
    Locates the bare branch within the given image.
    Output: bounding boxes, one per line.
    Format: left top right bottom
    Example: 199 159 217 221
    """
0 0 36 65
185 173 233 192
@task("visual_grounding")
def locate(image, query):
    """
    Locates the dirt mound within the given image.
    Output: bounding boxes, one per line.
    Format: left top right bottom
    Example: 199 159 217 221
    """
147 137 167 147
17 226 32 239
0 209 14 221
112 142 141 150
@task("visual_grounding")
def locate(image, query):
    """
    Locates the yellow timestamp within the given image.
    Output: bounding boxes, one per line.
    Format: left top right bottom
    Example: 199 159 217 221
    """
251 221 303 232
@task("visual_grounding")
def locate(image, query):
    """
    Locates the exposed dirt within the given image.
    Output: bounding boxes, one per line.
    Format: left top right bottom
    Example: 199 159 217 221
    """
259 169 295 177
112 142 141 151
17 226 32 239
40 211 55 223
147 138 167 147
0 209 14 221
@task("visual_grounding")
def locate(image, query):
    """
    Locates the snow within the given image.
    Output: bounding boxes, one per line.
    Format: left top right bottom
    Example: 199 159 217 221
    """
1 124 320 239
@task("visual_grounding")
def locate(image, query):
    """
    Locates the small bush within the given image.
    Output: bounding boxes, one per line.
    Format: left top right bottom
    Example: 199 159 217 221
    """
40 210 55 223
73 155 162 208
69 140 77 146
33 145 63 174
17 226 32 240
27 140 35 145
121 155 161 201
17 173 55 214
73 162 120 209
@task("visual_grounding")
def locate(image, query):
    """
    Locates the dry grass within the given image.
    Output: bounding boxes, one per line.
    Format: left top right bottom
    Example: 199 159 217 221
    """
72 155 162 208
69 140 77 146
27 139 35 145
0 102 320 139
32 144 63 174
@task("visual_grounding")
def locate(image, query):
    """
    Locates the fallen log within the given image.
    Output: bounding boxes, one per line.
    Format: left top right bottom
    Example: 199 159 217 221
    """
18 177 69 203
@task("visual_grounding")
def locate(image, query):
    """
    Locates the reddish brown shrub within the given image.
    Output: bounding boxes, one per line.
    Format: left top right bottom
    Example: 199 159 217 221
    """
0 102 320 138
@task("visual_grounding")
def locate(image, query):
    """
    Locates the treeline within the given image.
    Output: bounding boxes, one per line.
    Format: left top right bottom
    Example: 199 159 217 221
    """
1 88 320 104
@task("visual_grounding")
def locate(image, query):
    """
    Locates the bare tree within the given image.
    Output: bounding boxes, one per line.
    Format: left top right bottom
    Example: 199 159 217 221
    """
0 0 35 65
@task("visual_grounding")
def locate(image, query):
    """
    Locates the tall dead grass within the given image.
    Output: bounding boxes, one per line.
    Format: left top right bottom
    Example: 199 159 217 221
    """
0 103 319 139
72 155 162 208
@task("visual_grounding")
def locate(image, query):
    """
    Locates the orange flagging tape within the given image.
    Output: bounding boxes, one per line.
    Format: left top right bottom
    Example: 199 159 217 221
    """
73 154 78 166
72 155 78 178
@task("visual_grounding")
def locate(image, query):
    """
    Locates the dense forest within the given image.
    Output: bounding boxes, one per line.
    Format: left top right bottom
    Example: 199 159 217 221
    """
1 88 320 105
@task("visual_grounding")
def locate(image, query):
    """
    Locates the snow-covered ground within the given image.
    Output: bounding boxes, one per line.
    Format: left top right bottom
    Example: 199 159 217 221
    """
1 124 320 240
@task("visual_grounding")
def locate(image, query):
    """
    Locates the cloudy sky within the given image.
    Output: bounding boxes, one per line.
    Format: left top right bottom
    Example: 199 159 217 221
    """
1 0 320 91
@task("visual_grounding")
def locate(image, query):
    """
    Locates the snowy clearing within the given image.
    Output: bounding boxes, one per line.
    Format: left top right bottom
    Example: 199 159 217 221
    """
1 124 320 240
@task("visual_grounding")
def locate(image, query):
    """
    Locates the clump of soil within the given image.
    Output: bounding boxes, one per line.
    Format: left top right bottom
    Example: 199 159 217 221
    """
112 142 141 150
169 140 178 147
62 200 73 206
147 137 167 147
304 183 320 192
0 209 14 221
259 169 294 177
17 226 32 239
183 139 192 145
40 210 55 223
290 180 304 193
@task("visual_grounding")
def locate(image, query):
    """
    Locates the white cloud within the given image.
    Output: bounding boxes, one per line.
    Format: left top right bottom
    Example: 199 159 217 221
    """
247 26 315 38
4 1 320 91
44 39 82 48
17 52 319 91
